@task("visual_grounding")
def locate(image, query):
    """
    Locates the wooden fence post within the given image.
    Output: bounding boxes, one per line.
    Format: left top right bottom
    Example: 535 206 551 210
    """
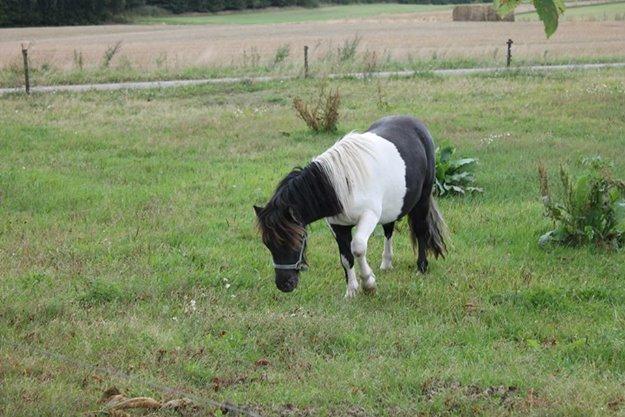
21 43 30 94
506 39 513 68
304 45 309 79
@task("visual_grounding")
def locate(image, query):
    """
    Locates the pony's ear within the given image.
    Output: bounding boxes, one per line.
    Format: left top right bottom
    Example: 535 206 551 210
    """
253 205 263 217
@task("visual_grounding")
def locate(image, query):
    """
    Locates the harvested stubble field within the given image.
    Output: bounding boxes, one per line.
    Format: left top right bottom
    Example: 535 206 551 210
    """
0 5 624 85
1 67 625 416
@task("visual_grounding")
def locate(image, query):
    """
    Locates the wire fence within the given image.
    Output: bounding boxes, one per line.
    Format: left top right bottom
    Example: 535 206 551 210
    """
2 61 624 95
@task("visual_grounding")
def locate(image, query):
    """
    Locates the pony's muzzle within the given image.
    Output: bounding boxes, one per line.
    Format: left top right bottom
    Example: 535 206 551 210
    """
275 269 299 292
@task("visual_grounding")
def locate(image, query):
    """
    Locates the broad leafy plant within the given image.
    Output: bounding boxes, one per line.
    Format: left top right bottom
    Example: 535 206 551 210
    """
538 157 625 248
434 144 482 196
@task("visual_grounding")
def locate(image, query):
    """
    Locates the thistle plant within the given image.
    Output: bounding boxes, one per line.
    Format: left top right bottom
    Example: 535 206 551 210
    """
538 157 625 248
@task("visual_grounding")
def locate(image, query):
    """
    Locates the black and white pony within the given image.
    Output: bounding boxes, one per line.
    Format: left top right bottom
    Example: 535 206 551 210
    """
254 116 448 297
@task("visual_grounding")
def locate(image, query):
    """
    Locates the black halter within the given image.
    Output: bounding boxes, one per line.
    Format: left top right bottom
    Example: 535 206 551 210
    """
272 235 308 271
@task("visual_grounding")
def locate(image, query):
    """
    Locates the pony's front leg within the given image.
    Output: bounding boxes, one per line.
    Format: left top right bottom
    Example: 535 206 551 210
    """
352 211 379 294
380 222 395 271
330 224 358 298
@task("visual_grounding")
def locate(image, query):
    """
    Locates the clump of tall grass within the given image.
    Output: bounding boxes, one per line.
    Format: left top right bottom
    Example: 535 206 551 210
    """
538 156 625 248
242 47 261 68
73 50 84 70
337 35 361 62
293 83 340 132
273 44 290 66
375 79 389 110
101 41 122 68
362 50 378 76
154 52 169 70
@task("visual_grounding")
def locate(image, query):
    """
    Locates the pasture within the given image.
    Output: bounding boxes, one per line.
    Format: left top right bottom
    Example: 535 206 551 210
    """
2 67 625 416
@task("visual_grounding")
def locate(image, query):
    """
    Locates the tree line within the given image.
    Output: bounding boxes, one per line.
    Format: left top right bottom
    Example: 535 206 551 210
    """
0 0 478 27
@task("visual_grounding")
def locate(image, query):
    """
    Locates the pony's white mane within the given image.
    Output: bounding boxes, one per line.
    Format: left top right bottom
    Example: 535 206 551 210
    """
313 132 378 204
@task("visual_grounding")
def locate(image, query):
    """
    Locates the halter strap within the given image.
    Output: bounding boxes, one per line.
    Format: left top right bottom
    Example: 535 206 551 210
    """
273 235 308 270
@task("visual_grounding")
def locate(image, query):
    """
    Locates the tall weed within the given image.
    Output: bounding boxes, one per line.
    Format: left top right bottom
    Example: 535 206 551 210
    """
538 157 625 248
293 83 340 132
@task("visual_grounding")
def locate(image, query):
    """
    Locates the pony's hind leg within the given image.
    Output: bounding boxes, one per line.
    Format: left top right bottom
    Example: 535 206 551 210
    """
408 204 429 273
408 195 448 274
330 224 359 298
352 211 379 294
380 222 395 271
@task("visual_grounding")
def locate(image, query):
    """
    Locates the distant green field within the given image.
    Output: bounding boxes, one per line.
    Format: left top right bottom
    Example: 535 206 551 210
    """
134 4 452 25
518 1 625 20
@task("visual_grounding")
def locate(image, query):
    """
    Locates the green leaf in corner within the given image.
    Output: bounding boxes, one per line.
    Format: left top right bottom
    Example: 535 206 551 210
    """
554 0 566 14
533 0 565 37
494 0 522 17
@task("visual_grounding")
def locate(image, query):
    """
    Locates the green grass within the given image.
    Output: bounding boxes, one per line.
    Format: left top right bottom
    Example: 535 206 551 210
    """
133 4 452 25
2 68 625 416
518 0 625 21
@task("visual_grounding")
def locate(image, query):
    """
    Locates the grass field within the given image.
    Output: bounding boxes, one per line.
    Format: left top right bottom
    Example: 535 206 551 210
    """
133 4 452 25
519 0 625 20
2 68 625 416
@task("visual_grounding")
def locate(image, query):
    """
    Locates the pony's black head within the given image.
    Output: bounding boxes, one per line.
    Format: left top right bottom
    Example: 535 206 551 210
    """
254 203 308 293
254 164 341 293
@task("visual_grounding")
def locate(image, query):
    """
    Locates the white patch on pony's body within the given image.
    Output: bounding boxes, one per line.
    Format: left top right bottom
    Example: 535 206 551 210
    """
314 132 407 226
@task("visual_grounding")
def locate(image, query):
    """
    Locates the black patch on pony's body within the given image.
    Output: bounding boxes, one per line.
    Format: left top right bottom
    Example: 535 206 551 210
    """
366 115 436 216
257 162 343 249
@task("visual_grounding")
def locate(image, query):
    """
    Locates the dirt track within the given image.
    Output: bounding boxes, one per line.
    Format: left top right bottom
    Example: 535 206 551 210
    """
1 13 624 70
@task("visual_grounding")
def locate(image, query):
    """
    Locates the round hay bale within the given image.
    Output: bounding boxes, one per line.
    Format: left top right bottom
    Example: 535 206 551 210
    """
452 4 514 21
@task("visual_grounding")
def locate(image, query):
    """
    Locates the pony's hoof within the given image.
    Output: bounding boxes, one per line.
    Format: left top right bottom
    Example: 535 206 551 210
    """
380 261 393 271
344 285 359 298
363 276 377 295
362 273 376 292
417 260 428 274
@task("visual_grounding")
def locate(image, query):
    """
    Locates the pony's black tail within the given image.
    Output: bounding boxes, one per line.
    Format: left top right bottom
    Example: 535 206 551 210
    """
426 197 449 258
408 197 449 258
